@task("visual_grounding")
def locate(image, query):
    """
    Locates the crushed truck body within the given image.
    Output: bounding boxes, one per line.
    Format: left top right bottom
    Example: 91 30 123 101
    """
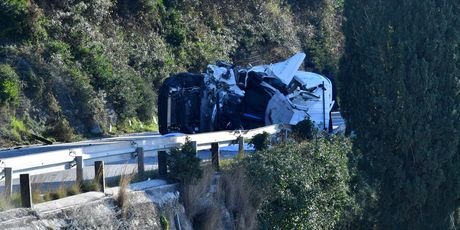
158 53 335 135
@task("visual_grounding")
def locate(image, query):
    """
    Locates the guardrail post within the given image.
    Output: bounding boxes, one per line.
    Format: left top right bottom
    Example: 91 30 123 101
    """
19 174 32 208
211 143 220 171
191 141 198 155
75 156 83 188
281 128 287 143
237 136 244 159
4 167 12 199
136 147 145 177
158 151 168 178
94 161 105 193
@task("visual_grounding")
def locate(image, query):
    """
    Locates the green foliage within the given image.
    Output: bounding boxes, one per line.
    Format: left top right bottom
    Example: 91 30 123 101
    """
0 0 31 42
291 118 316 141
339 0 460 228
167 138 202 184
160 215 170 230
45 40 72 61
66 183 81 196
245 135 353 229
0 64 21 105
10 117 29 141
0 196 14 211
249 132 269 151
0 0 344 147
81 180 101 193
119 117 158 133
45 118 75 142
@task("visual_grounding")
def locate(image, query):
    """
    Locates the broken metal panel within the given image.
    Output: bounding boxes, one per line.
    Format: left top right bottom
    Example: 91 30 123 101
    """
291 71 334 130
249 52 306 85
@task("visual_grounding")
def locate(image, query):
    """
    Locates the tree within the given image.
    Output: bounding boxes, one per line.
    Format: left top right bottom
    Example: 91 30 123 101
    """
339 0 460 228
245 135 353 229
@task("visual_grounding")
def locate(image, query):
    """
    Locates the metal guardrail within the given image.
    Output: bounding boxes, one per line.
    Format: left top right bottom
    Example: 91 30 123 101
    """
0 124 283 180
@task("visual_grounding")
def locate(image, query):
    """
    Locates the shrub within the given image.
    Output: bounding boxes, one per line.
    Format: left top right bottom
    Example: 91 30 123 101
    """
167 138 202 184
49 187 67 200
245 135 353 229
0 0 31 42
45 40 72 61
67 183 81 196
291 118 316 141
46 117 75 142
0 64 21 106
81 180 101 193
10 117 29 141
249 132 269 151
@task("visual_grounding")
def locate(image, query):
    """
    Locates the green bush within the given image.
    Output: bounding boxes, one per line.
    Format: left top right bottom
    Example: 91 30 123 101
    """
0 0 31 42
0 64 21 105
249 132 269 151
46 118 75 142
167 138 202 184
45 40 72 60
10 117 29 141
0 0 345 147
291 118 316 141
245 135 353 229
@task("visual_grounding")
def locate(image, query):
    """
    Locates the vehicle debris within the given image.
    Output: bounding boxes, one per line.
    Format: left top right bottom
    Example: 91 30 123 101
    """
158 53 334 134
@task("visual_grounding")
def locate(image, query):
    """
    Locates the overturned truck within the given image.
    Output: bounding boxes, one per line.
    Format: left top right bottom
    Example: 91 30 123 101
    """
158 53 335 135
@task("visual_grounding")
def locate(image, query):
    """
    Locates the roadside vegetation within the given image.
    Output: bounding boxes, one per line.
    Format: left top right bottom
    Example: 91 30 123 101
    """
339 0 460 229
162 127 355 229
1 0 459 229
0 0 343 147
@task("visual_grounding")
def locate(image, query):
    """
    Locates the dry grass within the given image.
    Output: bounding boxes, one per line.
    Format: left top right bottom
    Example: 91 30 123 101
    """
67 183 81 196
117 168 135 219
179 161 258 229
0 192 22 211
181 165 215 219
192 205 221 230
0 195 14 211
181 164 222 229
32 185 44 203
218 164 258 230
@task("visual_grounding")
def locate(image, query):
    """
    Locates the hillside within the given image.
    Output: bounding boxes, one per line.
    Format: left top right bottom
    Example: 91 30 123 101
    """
0 0 343 146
